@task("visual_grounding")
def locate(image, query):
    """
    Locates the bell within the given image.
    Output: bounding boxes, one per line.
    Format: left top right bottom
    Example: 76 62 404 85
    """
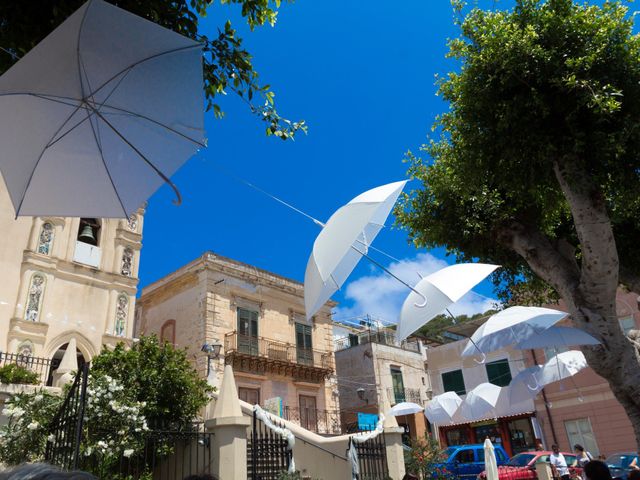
78 224 95 243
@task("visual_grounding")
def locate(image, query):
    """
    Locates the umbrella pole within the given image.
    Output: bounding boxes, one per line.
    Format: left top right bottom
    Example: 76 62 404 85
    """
444 308 487 364
350 245 429 307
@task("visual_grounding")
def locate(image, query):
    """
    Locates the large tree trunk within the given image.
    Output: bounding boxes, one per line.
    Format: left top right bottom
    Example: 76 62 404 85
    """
498 159 640 450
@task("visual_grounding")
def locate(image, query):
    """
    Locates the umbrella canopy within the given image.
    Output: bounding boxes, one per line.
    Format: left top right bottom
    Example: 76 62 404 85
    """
424 392 463 424
387 402 424 417
514 326 600 350
304 180 406 318
484 438 499 480
397 263 499 341
537 350 587 388
0 0 205 217
461 307 568 358
507 365 543 405
459 383 502 421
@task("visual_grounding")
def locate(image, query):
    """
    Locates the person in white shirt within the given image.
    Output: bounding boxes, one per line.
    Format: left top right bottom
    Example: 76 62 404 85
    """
550 444 571 480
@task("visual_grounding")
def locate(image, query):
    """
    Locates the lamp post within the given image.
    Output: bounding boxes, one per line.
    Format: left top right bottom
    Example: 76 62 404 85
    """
201 340 222 377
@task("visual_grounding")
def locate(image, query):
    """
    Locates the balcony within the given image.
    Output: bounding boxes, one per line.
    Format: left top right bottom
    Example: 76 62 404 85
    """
387 387 424 406
283 407 342 435
73 241 101 268
335 328 421 353
224 332 334 383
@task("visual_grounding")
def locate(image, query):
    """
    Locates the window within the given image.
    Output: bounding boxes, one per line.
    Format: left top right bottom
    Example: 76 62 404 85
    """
619 316 636 335
486 359 512 387
564 418 600 456
296 323 313 365
391 367 405 403
160 320 176 345
114 293 128 336
77 218 100 246
544 345 568 362
121 247 134 277
239 387 260 405
37 222 54 255
24 273 45 322
299 395 318 431
454 449 475 464
237 307 258 355
442 369 466 395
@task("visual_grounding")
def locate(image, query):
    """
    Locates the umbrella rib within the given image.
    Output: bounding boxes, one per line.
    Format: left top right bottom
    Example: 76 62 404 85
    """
0 92 84 109
85 110 128 217
14 101 87 217
89 106 182 206
99 103 206 147
88 44 203 100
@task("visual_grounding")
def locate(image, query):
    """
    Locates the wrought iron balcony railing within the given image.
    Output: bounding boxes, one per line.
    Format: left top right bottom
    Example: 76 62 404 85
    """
224 332 334 383
387 387 424 406
283 406 342 435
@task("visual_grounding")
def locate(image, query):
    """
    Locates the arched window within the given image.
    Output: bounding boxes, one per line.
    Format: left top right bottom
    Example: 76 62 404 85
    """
24 273 45 322
16 340 34 368
77 218 100 247
160 320 176 346
114 293 128 336
37 222 54 255
121 247 134 277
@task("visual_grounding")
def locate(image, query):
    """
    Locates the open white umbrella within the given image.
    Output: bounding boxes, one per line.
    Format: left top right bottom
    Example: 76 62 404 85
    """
304 180 407 318
537 350 587 388
424 392 462 424
459 383 502 421
461 307 568 360
514 326 600 350
397 263 499 341
0 0 205 217
387 402 424 417
507 365 543 405
484 438 499 480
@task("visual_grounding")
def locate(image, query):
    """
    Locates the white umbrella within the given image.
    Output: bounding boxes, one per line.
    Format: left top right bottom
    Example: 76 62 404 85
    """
537 350 587 388
397 263 499 341
459 383 502 421
387 402 424 417
507 365 543 405
514 326 600 350
484 438 499 480
0 0 205 217
424 392 462 424
304 180 406 318
461 307 568 360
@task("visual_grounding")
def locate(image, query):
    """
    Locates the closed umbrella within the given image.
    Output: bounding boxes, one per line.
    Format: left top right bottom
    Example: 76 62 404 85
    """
537 350 587 387
424 392 462 424
397 263 499 341
459 383 502 421
387 402 424 417
514 326 600 350
0 0 205 217
304 180 406 318
461 307 568 359
484 438 499 480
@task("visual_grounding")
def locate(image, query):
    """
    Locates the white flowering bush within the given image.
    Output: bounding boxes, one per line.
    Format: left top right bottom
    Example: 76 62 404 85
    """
0 390 60 465
0 375 149 478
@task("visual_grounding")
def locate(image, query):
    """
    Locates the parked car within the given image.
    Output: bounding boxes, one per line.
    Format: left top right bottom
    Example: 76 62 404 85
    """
605 452 639 480
478 451 582 480
433 444 510 479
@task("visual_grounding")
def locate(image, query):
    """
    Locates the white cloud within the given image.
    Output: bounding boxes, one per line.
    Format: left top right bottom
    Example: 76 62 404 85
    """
333 252 498 325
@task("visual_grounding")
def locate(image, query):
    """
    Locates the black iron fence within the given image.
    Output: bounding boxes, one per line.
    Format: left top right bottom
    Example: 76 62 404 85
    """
45 362 89 470
248 410 292 480
352 433 388 480
387 387 423 406
0 351 54 385
283 406 342 435
225 332 334 371
334 329 421 353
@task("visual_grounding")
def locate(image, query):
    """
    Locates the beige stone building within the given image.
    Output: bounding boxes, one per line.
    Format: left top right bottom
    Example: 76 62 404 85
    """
0 177 143 382
334 322 431 440
135 252 341 434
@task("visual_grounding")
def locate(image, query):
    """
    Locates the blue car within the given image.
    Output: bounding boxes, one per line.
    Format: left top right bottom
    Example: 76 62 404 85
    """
606 452 639 480
433 444 510 479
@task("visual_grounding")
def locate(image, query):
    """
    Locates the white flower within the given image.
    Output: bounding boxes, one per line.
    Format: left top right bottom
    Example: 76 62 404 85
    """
123 449 134 458
47 434 55 442
12 407 25 418
34 394 43 402
27 421 40 430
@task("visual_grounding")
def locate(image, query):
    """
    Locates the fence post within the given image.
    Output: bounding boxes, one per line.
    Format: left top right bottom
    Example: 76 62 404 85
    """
205 364 250 479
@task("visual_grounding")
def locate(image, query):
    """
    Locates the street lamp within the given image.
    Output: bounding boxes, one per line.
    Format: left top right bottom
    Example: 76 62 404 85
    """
357 387 366 401
201 340 222 376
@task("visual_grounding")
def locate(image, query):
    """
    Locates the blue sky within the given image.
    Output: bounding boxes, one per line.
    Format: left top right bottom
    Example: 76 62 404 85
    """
138 1 507 322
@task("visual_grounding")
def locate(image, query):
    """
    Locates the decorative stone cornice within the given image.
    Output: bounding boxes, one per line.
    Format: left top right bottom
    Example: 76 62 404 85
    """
9 318 49 342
